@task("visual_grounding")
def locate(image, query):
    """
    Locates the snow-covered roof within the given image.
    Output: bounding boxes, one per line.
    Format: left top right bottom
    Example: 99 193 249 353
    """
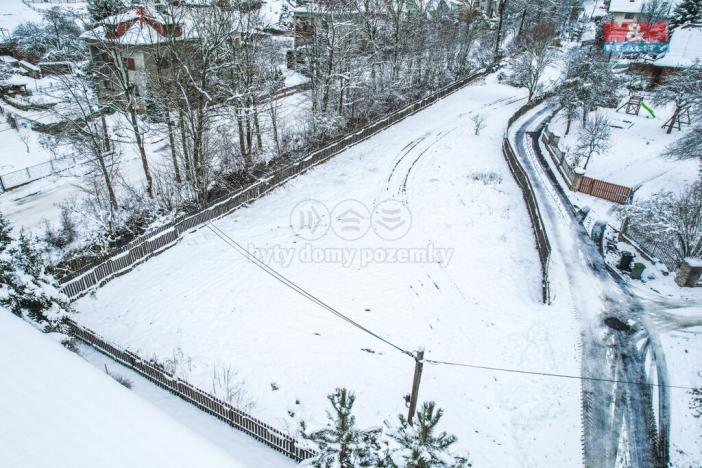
0 312 246 468
608 0 645 14
654 23 702 68
0 55 18 64
82 5 187 46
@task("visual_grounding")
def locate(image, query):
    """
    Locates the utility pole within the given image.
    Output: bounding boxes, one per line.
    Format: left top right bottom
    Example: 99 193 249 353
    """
407 349 424 425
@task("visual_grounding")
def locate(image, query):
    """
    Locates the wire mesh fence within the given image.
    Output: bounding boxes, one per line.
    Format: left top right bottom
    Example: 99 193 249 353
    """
0 157 78 192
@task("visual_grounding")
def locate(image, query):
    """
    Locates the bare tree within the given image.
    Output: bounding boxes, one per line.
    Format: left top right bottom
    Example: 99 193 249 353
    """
624 181 702 262
471 113 486 135
573 111 611 170
653 63 702 134
45 72 119 221
509 23 557 101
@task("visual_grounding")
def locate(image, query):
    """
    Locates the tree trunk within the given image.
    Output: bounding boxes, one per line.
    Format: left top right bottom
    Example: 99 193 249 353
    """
252 102 263 151
178 110 192 183
128 104 153 198
493 0 507 60
565 114 572 135
666 106 679 134
166 114 181 183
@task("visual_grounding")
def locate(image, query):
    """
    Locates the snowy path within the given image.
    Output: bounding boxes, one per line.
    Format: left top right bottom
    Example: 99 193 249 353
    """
73 76 582 466
510 105 673 467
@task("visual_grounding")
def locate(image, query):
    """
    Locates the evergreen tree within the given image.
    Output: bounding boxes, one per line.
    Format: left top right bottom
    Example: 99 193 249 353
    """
301 388 381 467
0 213 68 328
670 0 702 29
386 402 469 468
88 0 128 24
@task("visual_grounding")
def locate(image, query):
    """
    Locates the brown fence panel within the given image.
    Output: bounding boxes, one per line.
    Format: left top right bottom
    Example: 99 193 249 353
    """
578 176 631 204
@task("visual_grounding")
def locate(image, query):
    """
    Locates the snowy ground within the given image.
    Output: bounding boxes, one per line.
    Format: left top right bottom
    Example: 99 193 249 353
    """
540 110 702 301
548 105 700 201
73 76 584 466
0 0 42 32
653 312 702 466
0 311 258 468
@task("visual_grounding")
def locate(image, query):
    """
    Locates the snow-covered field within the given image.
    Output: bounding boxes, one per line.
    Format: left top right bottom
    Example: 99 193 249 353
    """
73 76 583 466
0 311 254 468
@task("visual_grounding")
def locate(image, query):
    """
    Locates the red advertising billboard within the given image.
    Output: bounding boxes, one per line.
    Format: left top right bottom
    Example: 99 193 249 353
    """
604 22 669 53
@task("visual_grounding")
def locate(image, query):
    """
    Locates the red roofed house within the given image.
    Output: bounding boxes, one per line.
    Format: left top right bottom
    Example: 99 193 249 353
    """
81 4 194 107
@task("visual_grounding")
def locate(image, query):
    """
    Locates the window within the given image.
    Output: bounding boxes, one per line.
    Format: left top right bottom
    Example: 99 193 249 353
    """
125 57 136 71
624 13 636 19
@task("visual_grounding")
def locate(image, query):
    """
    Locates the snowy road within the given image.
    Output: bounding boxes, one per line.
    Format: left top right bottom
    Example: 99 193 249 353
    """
511 105 665 467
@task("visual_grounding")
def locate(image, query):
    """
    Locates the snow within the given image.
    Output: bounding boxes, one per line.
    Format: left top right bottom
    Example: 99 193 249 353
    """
0 311 250 468
547 105 700 201
650 311 702 466
608 0 645 14
0 88 312 231
72 76 583 466
684 257 702 268
0 0 42 34
654 24 702 69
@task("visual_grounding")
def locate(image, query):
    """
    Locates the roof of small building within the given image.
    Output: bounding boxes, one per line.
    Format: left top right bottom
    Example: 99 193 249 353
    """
654 23 702 68
608 0 645 14
82 5 190 46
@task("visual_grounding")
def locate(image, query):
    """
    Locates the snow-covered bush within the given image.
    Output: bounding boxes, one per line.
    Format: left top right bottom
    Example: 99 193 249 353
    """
300 388 383 467
300 389 469 468
383 402 469 468
0 213 69 329
623 181 702 263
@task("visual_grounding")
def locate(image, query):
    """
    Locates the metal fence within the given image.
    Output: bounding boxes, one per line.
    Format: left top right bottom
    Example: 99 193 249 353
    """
503 97 552 304
66 318 316 462
58 69 490 300
0 157 78 193
622 224 681 271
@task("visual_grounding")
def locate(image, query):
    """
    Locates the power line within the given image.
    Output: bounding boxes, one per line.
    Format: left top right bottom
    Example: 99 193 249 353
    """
424 358 698 391
207 221 697 392
205 222 413 357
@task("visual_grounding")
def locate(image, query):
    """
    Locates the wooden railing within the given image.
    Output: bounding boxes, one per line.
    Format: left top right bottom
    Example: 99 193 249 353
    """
502 97 552 304
58 69 490 300
66 318 316 462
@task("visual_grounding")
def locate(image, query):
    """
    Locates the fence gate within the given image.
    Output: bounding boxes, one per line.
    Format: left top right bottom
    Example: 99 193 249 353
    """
578 176 631 204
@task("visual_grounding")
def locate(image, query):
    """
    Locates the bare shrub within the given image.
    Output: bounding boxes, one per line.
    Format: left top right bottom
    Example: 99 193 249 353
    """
211 364 254 412
468 171 503 185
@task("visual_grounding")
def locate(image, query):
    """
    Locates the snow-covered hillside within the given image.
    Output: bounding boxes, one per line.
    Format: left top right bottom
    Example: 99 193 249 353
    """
73 76 583 467
0 312 250 468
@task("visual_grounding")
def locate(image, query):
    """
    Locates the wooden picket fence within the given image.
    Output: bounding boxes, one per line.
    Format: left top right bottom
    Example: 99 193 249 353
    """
577 176 632 205
58 69 490 300
502 97 552 304
65 318 316 462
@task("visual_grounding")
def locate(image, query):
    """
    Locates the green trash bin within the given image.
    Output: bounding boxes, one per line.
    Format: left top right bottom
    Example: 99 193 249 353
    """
630 262 646 280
